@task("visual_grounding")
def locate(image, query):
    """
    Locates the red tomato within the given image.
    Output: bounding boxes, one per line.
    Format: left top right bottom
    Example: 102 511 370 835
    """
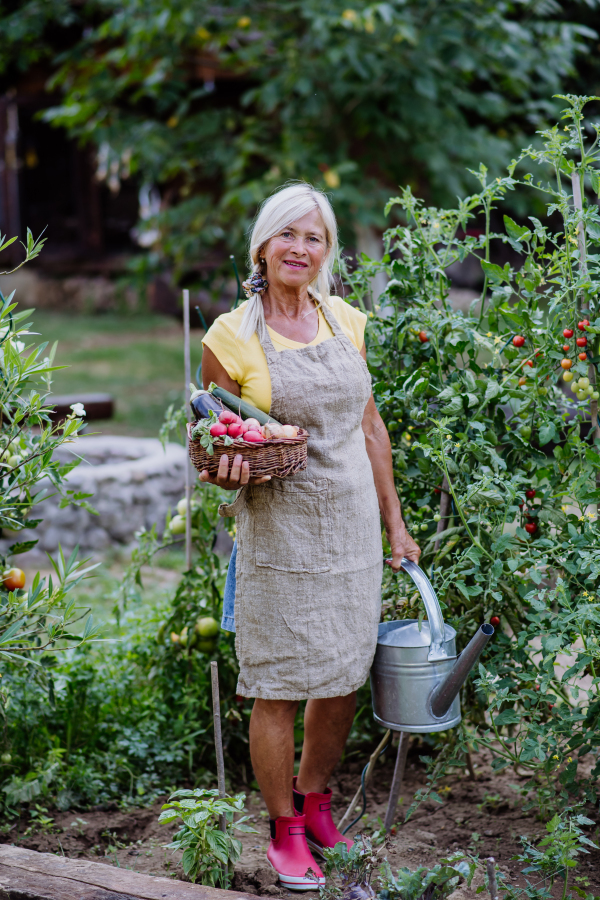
578 319 590 331
576 337 587 347
524 360 533 368
560 359 573 369
490 616 500 628
418 331 429 343
525 523 537 535
3 568 25 591
525 489 536 499
562 344 570 353
518 376 527 386
513 335 525 347
579 352 588 361
563 328 574 338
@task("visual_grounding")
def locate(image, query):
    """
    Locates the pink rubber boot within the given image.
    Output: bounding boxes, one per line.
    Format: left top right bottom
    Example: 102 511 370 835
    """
266 814 325 891
293 777 353 855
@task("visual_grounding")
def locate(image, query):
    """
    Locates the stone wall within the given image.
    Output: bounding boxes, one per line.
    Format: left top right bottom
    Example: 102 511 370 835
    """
1 435 187 559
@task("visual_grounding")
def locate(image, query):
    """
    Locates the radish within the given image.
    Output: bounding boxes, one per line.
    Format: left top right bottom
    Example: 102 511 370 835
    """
219 409 241 425
244 430 264 442
210 422 228 437
244 417 261 431
227 423 244 438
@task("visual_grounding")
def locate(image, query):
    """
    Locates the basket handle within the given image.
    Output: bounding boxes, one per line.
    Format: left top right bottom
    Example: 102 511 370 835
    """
386 558 449 662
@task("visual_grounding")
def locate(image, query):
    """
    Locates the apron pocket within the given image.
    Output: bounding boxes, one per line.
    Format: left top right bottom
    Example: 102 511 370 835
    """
253 480 332 574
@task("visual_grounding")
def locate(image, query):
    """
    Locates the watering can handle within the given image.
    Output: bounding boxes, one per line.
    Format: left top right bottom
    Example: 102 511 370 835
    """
386 557 448 661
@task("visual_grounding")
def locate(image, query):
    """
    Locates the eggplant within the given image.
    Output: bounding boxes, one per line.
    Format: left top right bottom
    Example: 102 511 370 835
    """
190 389 223 421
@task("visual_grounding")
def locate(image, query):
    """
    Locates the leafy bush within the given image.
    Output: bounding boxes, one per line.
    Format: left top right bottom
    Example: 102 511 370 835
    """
159 788 257 887
347 94 600 814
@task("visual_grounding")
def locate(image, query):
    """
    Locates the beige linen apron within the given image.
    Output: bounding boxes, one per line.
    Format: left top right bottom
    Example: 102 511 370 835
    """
220 302 383 700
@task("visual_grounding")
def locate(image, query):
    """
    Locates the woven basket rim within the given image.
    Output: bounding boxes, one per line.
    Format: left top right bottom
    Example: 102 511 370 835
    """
188 425 308 446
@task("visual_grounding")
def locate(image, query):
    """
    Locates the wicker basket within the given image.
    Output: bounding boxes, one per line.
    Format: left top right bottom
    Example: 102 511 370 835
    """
187 424 308 479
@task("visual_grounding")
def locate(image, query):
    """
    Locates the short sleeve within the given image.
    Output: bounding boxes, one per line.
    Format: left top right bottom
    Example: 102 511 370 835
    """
202 317 245 384
330 297 367 350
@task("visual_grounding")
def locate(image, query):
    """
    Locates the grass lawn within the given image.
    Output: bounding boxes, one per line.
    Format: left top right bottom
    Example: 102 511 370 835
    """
30 312 204 437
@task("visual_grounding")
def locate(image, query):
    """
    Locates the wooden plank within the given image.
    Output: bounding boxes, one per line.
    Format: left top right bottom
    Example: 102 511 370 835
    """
0 846 255 900
49 393 115 423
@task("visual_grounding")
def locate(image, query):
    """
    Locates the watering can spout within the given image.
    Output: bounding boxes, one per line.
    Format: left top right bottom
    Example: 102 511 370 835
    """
429 623 494 720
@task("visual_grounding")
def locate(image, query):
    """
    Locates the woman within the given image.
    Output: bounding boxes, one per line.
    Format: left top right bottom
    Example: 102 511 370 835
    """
201 183 420 890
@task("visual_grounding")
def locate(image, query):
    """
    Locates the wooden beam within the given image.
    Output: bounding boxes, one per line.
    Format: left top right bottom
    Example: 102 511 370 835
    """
0 846 255 900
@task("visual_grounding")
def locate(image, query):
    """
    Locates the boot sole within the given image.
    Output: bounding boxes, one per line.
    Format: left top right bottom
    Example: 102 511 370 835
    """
266 859 324 891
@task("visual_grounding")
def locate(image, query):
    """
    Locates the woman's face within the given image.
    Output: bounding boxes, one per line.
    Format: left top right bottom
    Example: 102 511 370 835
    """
263 208 328 290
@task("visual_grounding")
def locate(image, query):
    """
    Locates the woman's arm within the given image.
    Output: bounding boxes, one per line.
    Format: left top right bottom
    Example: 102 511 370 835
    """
360 344 420 568
199 345 271 490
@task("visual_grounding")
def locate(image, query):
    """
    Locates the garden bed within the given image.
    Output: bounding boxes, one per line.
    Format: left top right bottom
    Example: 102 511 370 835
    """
3 746 599 899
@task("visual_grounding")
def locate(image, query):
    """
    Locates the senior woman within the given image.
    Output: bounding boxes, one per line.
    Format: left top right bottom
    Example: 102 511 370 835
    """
200 183 420 890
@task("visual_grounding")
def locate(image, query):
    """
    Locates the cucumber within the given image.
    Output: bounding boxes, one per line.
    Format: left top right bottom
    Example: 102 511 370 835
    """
208 382 281 426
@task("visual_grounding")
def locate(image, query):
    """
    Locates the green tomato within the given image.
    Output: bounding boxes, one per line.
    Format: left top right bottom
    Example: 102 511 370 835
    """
587 385 595 395
537 387 548 396
570 382 580 394
562 371 574 383
433 513 441 522
518 409 529 419
577 390 588 401
179 626 189 647
7 454 20 468
592 391 600 401
580 377 590 388
197 638 218 654
520 425 532 440
0 752 11 764
169 515 186 535
195 616 219 638
420 523 428 532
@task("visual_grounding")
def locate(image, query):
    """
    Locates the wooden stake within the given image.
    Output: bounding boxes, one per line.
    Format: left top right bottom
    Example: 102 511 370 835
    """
486 857 498 900
571 172 600 509
183 289 192 571
210 661 227 834
384 730 410 833
337 729 390 833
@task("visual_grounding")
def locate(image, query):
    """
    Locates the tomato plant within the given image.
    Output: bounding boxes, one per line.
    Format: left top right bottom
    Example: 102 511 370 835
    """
347 94 600 814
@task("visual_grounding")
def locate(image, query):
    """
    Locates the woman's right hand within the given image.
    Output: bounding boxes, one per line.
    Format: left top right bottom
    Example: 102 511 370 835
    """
199 453 271 490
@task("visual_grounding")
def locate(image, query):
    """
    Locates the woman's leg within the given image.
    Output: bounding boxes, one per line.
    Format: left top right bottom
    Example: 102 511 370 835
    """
250 698 299 818
296 692 357 794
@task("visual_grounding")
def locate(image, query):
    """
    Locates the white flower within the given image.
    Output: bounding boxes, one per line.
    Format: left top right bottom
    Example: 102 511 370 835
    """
70 403 86 417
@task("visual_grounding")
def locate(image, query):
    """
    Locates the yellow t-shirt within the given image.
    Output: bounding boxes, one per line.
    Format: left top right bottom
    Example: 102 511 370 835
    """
202 296 367 413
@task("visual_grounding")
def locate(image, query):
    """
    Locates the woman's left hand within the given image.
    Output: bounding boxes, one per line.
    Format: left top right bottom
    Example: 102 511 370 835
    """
385 525 421 571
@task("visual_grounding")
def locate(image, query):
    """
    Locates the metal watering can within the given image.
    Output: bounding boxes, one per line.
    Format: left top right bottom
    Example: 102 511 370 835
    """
370 559 495 734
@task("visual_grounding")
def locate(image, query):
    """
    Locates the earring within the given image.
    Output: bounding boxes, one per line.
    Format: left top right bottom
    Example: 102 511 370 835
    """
319 266 322 272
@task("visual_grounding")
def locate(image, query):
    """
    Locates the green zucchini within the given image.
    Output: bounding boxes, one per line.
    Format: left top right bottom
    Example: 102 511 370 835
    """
208 382 281 426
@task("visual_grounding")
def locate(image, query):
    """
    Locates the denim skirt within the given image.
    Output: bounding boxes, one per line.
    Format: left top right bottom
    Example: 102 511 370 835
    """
221 540 236 633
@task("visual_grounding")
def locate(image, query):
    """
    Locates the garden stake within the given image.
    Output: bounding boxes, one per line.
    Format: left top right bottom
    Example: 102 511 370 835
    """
383 730 410 832
434 475 451 552
337 729 390 833
210 661 227 833
183 288 192 571
486 857 498 900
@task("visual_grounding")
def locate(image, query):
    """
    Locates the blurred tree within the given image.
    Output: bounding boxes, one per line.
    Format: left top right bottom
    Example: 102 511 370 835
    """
0 0 597 279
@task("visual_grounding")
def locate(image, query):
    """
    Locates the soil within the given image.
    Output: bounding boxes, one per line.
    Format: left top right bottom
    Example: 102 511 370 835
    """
3 743 599 898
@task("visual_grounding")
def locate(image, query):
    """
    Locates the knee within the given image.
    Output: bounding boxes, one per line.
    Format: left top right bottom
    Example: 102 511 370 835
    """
253 698 298 724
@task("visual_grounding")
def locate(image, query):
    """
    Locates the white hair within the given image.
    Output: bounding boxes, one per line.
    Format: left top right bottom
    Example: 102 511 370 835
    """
237 182 338 342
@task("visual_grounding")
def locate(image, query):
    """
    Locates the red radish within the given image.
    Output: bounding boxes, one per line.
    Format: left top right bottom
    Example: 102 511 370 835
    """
227 423 244 438
244 430 264 442
244 417 261 431
513 335 525 347
219 409 240 425
578 319 590 331
490 616 500 628
576 336 587 347
563 328 574 338
210 422 228 437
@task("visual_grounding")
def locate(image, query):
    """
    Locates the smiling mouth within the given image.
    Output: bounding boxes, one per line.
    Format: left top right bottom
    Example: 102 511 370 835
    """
284 260 308 268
